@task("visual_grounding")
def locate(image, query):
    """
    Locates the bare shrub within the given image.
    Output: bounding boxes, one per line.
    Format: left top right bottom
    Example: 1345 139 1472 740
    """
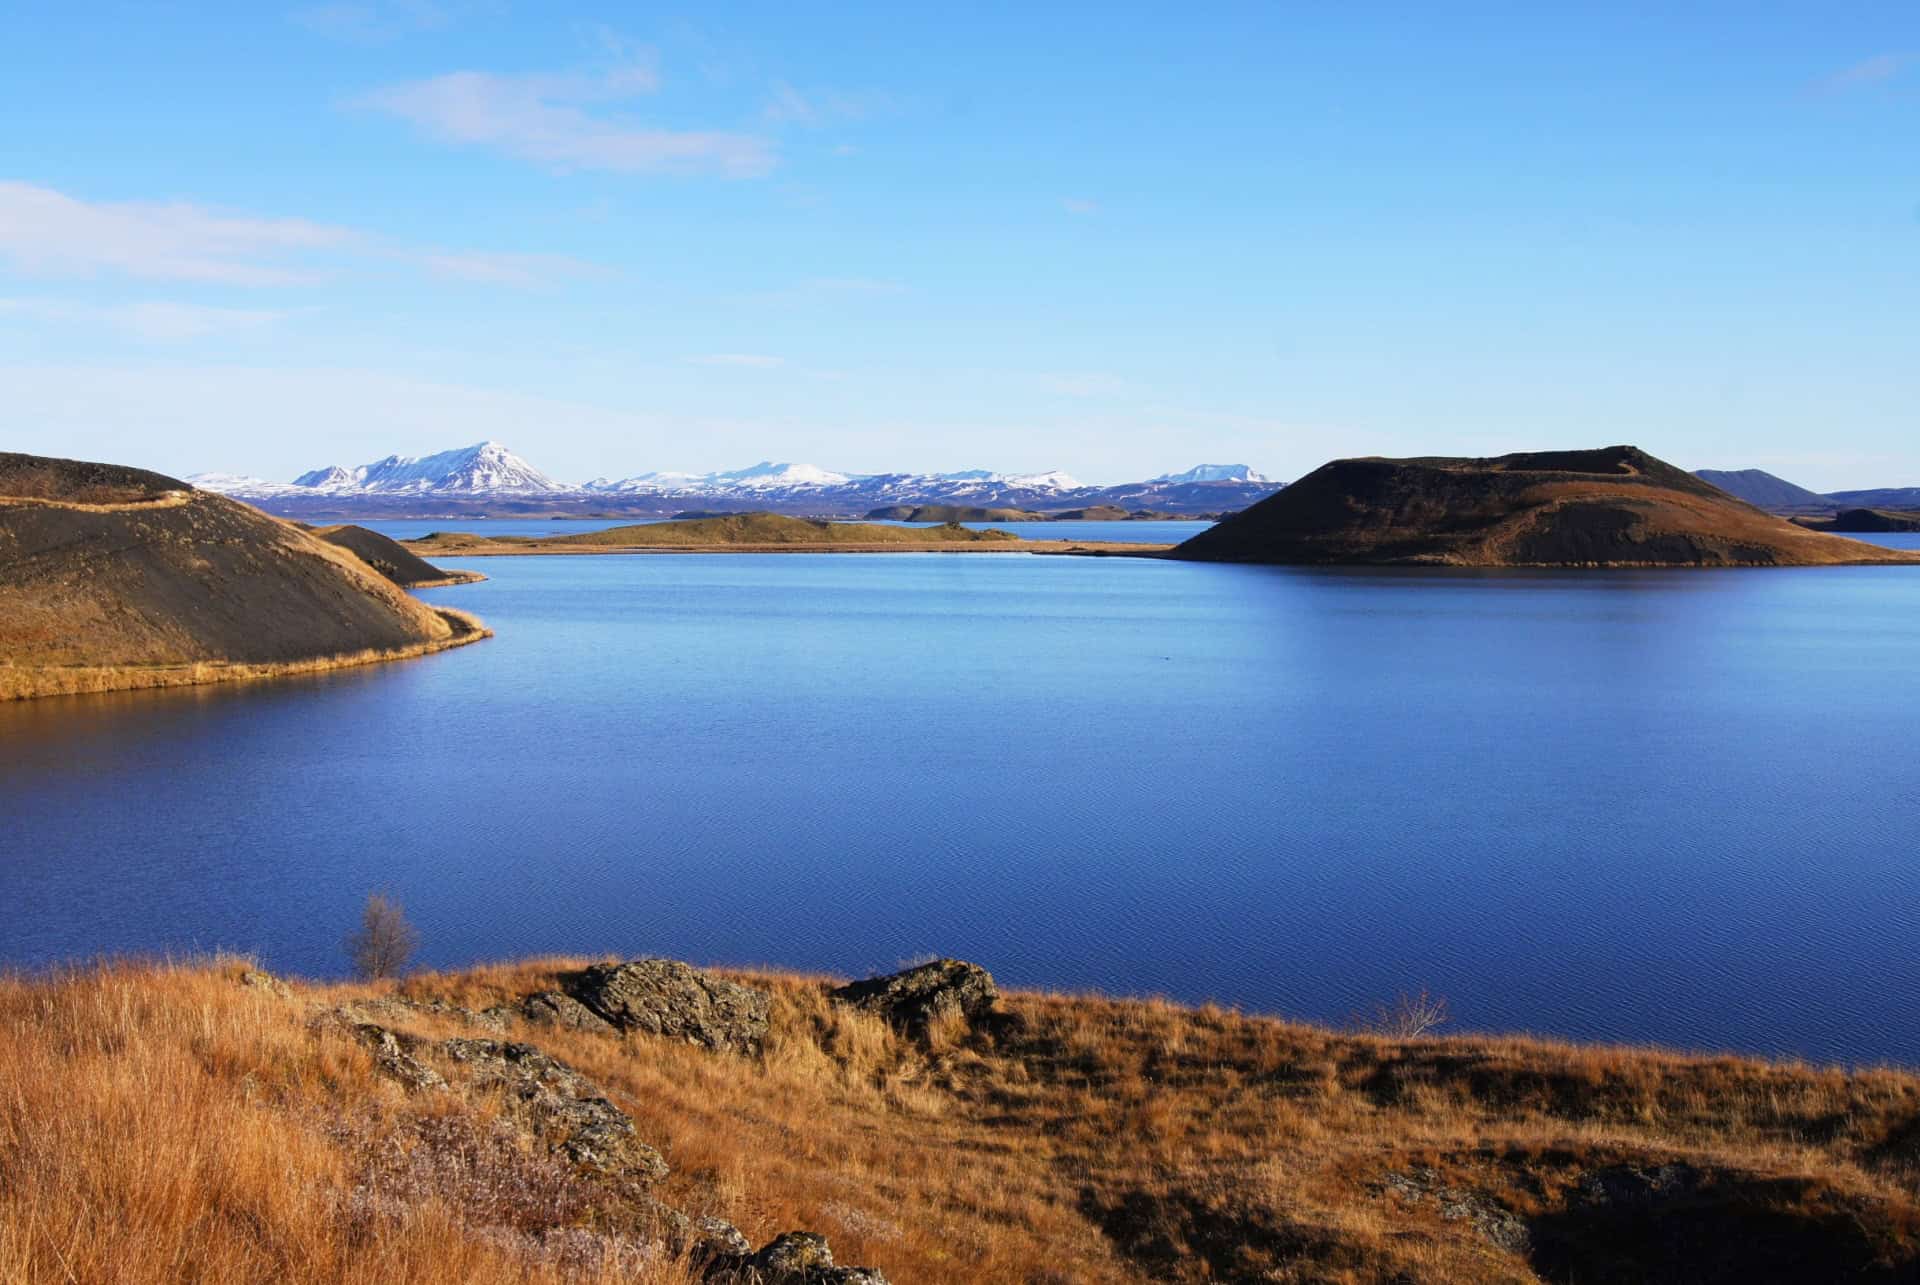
1360 988 1450 1039
345 893 419 980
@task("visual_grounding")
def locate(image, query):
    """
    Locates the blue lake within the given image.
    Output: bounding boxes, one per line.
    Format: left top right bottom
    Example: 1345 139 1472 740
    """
4 544 1920 1067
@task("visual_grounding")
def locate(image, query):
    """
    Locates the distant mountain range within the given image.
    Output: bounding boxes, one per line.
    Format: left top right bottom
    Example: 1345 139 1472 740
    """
191 443 1283 518
1691 468 1920 515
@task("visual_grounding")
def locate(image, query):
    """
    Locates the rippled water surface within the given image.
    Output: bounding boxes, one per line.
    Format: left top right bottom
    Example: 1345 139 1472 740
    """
5 546 1920 1065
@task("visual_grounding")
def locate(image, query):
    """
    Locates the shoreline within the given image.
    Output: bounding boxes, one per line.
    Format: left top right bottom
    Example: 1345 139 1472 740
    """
0 607 491 702
402 538 1177 557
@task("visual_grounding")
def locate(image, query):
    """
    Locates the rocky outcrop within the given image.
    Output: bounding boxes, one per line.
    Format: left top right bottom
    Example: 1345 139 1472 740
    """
521 989 617 1033
830 959 998 1037
339 1018 666 1185
564 959 771 1056
702 1229 890 1284
440 1038 667 1183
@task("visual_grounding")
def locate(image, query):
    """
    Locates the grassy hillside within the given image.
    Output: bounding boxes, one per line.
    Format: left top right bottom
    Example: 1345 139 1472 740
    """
5 956 1919 1284
1176 446 1920 567
313 523 485 587
411 512 1024 551
0 452 488 701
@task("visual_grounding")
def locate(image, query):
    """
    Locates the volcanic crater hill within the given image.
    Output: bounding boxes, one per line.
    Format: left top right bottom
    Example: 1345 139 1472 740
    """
1173 446 1920 567
309 523 485 588
0 451 488 701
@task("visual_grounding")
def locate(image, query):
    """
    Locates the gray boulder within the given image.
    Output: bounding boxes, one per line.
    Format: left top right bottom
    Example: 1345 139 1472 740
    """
565 959 771 1056
829 958 997 1037
704 1230 890 1284
441 1038 668 1183
522 989 617 1033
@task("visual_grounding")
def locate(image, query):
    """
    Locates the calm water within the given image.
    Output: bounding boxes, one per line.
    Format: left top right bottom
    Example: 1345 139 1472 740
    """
5 545 1920 1066
355 518 1209 545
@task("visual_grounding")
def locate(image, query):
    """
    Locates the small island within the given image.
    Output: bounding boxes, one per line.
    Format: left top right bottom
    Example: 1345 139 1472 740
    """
1173 446 1920 567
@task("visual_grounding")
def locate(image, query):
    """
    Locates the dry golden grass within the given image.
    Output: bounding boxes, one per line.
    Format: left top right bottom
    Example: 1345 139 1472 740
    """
0 608 490 703
6 957 1920 1282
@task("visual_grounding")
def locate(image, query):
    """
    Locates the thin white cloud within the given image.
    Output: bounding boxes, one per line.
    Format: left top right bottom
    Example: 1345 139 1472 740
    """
1061 197 1100 215
804 276 905 295
0 181 351 285
289 1 450 43
1816 53 1908 92
0 181 604 290
419 250 604 286
688 353 787 368
0 297 286 341
360 61 774 177
763 81 879 128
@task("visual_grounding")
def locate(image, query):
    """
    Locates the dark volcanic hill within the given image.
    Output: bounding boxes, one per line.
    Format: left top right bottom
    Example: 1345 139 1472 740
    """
1801 508 1920 534
0 452 486 700
312 523 483 587
1691 468 1833 512
1173 446 1920 567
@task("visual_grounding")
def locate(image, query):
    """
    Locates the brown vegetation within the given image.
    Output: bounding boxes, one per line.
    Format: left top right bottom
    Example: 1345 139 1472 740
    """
5 956 1919 1283
1175 446 1920 567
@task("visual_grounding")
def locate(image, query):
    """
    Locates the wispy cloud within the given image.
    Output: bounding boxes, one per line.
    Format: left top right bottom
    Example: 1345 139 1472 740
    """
0 297 287 341
0 181 351 285
1061 198 1100 216
0 180 604 290
359 54 775 177
804 276 905 295
289 1 451 43
419 249 604 286
687 353 787 368
1815 53 1908 93
763 81 881 128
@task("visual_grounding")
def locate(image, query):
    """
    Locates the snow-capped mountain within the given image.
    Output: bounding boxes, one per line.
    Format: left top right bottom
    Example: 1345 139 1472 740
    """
191 445 1281 517
280 442 565 495
1153 464 1271 484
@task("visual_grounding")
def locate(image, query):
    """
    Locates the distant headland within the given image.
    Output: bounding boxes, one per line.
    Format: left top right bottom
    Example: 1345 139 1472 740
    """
1172 446 1920 567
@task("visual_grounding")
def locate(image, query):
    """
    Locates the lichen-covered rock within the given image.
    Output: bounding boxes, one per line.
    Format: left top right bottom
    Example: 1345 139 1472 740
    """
704 1230 889 1284
336 994 513 1033
829 958 997 1037
522 989 616 1033
237 968 290 999
345 1021 447 1092
440 1038 668 1183
565 959 770 1056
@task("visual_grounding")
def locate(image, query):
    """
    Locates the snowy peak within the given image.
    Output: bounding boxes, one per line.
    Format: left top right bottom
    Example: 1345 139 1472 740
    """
351 441 565 494
1153 464 1271 484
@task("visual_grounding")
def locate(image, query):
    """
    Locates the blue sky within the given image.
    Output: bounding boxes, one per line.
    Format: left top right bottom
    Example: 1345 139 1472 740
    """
1 3 1915 487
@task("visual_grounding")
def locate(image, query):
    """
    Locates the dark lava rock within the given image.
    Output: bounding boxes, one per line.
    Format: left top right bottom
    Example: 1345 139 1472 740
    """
522 989 617 1033
440 1038 668 1183
344 1022 447 1092
704 1230 890 1284
564 959 771 1056
830 958 997 1037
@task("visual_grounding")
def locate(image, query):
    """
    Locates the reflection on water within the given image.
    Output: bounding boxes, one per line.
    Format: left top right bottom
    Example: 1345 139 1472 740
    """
4 549 1919 1067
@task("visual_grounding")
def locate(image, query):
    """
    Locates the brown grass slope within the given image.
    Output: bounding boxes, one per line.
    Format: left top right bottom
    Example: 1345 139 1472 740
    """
7 957 1920 1285
1174 446 1920 567
313 523 485 587
0 452 488 701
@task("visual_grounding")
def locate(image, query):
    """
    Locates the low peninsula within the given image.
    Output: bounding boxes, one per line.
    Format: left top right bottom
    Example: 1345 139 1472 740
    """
0 451 489 701
1173 446 1920 567
402 511 1171 556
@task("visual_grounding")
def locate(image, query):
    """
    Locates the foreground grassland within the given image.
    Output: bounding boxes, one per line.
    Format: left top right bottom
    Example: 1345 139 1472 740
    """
5 958 1919 1283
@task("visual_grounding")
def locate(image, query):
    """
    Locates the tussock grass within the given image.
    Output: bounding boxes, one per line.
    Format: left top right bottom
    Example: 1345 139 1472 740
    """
7 957 1920 1281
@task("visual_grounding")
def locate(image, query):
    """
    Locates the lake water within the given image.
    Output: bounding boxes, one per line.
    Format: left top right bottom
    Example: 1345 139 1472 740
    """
352 518 1209 545
5 542 1920 1067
